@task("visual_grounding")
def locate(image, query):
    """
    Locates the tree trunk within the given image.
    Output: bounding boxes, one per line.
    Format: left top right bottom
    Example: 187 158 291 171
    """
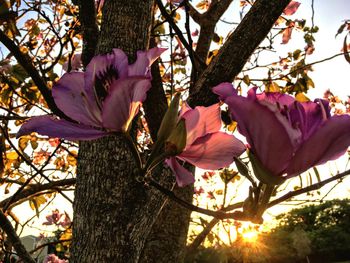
140 184 194 263
70 1 176 262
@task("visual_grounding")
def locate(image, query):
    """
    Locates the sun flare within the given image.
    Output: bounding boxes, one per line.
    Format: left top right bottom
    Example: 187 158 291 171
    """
241 229 259 243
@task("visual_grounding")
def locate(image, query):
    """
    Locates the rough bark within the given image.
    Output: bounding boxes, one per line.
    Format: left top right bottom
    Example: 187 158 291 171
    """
71 1 176 262
141 37 194 263
188 0 291 107
143 38 168 142
140 184 194 263
71 0 293 262
78 0 99 67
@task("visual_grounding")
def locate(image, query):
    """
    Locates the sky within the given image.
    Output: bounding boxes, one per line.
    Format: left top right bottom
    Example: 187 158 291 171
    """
2 0 350 239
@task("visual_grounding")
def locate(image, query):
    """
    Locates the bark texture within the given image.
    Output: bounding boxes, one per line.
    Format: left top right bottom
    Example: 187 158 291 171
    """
141 36 194 263
71 1 175 262
140 184 194 263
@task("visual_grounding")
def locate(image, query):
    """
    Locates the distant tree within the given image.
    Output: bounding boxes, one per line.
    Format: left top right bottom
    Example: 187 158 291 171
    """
268 199 350 262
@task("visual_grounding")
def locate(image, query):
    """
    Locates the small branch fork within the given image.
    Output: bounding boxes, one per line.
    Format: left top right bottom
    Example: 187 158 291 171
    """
147 168 350 222
155 0 205 68
0 30 68 120
0 210 36 263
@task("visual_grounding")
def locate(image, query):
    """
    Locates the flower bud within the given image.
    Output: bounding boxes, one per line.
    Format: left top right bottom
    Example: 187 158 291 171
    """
166 119 187 155
157 93 181 143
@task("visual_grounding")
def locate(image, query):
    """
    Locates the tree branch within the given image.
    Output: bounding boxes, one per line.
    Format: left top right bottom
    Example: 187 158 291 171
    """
78 0 99 66
186 1 202 24
0 30 68 120
186 201 243 253
155 0 205 68
268 169 350 208
148 179 248 221
188 0 291 106
143 38 168 142
0 210 36 263
0 178 76 209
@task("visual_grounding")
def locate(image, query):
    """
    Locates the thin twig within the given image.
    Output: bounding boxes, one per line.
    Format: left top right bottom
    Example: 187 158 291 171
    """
155 0 205 67
268 169 350 207
0 30 68 120
0 210 36 263
148 179 249 220
0 178 76 208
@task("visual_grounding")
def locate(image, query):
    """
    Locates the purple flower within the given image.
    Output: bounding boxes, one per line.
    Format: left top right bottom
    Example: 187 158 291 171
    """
213 83 350 181
62 53 82 72
43 254 67 263
166 103 246 187
17 48 165 140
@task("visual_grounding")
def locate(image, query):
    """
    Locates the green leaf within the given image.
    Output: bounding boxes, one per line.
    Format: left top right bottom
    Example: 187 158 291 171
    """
166 119 186 155
335 22 346 38
292 49 302 60
248 151 285 185
29 198 40 218
11 64 29 82
157 93 180 143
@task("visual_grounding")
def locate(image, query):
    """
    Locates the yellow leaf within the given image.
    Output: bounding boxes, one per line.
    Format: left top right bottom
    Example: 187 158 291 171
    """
206 49 219 64
295 92 310 102
227 121 237 132
196 0 209 10
34 195 47 206
6 151 18 160
242 75 250 86
215 189 223 195
174 12 181 22
66 153 76 166
18 137 29 151
265 82 280 92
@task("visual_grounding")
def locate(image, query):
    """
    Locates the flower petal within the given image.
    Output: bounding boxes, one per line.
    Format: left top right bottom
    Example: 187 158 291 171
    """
292 99 331 140
222 93 297 176
17 116 107 140
62 53 82 72
165 157 195 187
128 47 166 77
102 77 151 131
181 104 222 146
212 82 237 101
179 102 192 118
282 26 294 44
179 132 245 170
286 115 350 176
52 72 101 127
84 49 129 100
283 1 301 16
248 87 295 106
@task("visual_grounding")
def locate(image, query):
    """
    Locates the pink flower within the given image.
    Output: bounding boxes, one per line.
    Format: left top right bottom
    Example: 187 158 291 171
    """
0 59 11 74
43 209 62 226
213 83 350 183
283 1 301 16
165 103 245 187
95 0 105 12
168 0 184 5
17 48 165 140
43 254 67 263
62 53 82 72
281 23 294 44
